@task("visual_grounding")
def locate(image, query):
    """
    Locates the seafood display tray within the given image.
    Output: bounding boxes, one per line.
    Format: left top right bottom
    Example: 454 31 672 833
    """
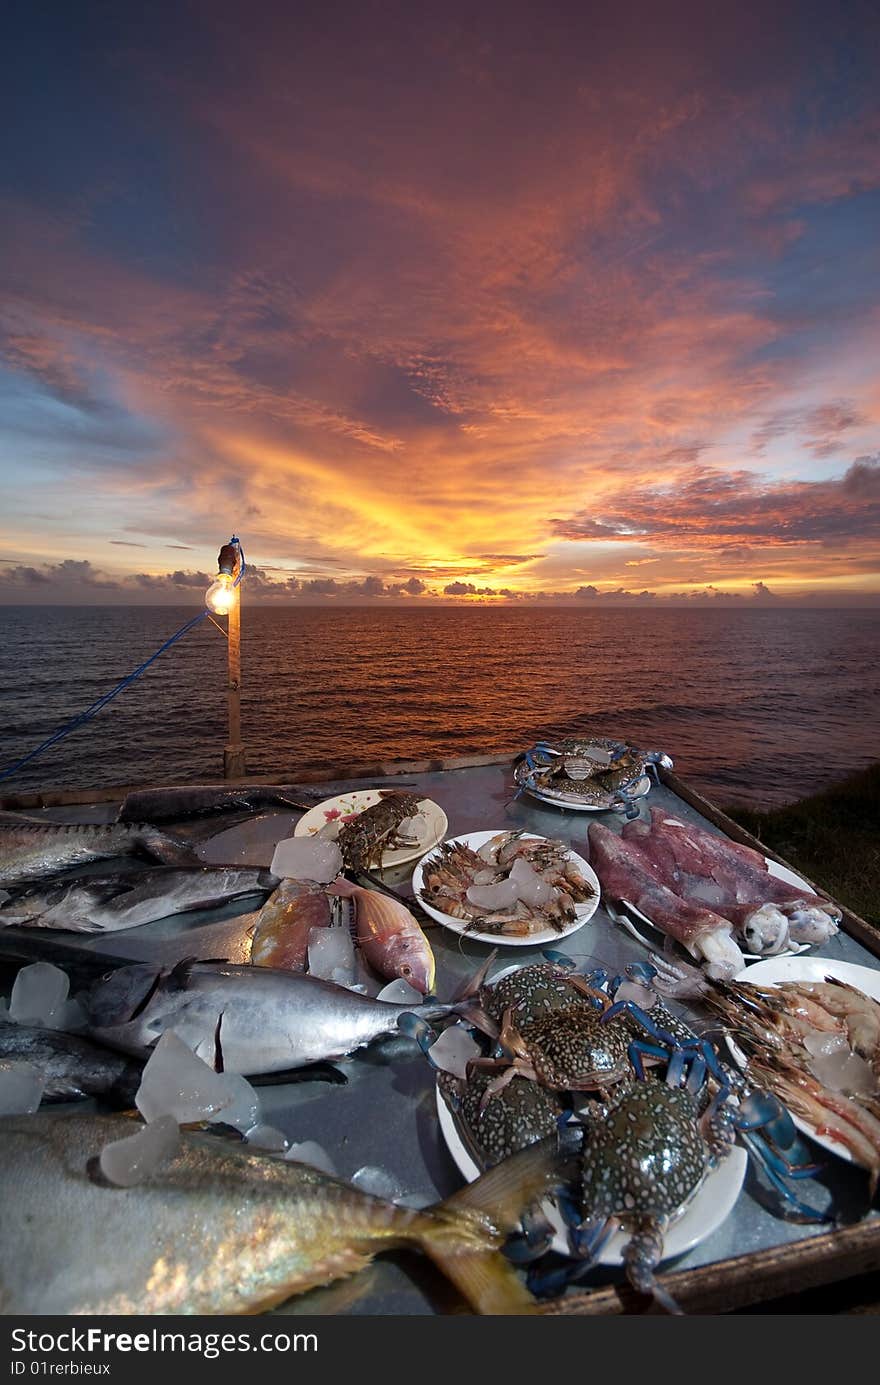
2 756 879 1317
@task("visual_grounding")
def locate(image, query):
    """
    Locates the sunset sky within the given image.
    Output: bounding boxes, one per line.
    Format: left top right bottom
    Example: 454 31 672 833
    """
2 1 879 604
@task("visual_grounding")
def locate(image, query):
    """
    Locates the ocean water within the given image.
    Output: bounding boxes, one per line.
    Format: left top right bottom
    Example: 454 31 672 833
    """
0 605 877 808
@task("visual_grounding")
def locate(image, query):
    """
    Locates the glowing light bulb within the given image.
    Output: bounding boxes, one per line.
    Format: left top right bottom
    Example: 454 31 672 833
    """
205 572 235 615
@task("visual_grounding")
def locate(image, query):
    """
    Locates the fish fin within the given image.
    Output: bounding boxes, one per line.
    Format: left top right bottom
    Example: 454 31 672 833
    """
327 876 358 898
414 1131 579 1314
165 956 200 991
452 949 499 1002
417 1244 537 1314
439 1128 580 1229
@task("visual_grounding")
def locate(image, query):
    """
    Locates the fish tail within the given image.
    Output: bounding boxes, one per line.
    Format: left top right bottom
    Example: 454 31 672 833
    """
412 1131 578 1314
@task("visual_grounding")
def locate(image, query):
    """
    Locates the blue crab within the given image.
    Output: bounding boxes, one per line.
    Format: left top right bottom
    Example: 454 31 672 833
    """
463 955 691 1105
530 997 828 1312
438 1067 565 1169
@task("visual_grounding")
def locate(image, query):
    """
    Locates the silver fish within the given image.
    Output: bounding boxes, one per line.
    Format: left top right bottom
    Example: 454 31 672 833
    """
0 1112 570 1314
0 866 277 933
0 812 196 887
0 1023 141 1103
84 958 456 1073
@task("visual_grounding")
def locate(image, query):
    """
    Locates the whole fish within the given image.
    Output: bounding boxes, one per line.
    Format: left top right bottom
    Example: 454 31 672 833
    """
0 1023 141 1103
250 879 332 969
0 812 196 888
329 878 435 993
84 958 457 1073
118 785 308 822
588 820 745 979
0 866 276 933
0 1112 572 1314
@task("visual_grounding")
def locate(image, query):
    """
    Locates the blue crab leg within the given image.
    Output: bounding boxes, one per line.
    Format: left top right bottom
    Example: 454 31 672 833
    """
734 1096 822 1177
736 1090 799 1148
738 1132 829 1221
623 1217 684 1315
566 1213 618 1263
601 998 705 1055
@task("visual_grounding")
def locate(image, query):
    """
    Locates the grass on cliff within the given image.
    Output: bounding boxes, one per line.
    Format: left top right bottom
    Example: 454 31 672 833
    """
725 762 880 926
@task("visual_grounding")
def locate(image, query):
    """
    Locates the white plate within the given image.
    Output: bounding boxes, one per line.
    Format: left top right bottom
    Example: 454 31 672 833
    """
413 830 600 946
293 790 447 868
517 772 653 813
617 858 819 961
727 955 880 1165
436 1085 746 1263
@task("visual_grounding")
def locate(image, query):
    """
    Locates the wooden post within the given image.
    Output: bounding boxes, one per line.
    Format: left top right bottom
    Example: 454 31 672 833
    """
223 568 247 779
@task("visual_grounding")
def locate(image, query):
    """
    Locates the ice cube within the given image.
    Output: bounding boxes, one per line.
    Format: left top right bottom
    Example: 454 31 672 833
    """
285 1141 338 1175
270 837 342 883
212 1072 261 1133
837 1053 878 1096
245 1123 289 1152
612 980 658 1010
377 978 424 1006
466 879 520 910
49 997 88 1032
308 925 356 986
9 963 69 1026
509 857 553 907
135 1032 232 1124
395 814 426 845
99 1116 180 1188
0 1060 45 1114
427 1025 482 1078
803 1031 849 1059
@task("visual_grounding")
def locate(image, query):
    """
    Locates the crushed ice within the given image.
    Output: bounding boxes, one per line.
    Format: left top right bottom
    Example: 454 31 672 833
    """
0 1059 45 1115
99 1115 180 1188
270 837 342 883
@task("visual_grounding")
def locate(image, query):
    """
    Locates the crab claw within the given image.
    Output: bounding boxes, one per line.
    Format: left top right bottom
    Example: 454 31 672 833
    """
541 949 577 971
626 960 660 985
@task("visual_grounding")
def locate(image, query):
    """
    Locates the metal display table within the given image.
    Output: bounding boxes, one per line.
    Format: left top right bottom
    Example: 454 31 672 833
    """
2 757 878 1315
